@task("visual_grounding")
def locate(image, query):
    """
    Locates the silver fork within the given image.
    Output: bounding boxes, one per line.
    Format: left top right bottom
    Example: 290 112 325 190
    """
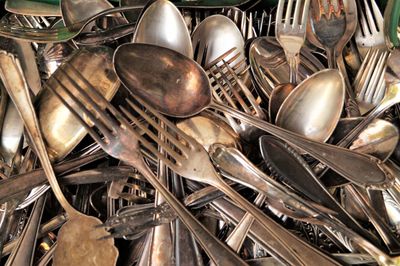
275 0 310 84
45 62 246 266
355 0 385 58
206 48 266 140
353 48 389 114
47 62 340 266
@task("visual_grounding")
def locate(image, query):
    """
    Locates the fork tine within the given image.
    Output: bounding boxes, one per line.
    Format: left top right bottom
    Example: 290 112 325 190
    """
284 0 294 27
371 72 386 104
370 0 383 31
292 0 302 25
59 64 121 132
365 51 387 102
363 0 377 33
358 0 370 36
45 79 107 145
353 48 372 85
136 99 196 149
301 0 311 26
357 49 379 98
276 0 285 24
221 60 263 116
123 98 190 158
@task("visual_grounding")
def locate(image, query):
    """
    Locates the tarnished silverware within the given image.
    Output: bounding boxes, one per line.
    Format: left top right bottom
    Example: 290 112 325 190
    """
275 0 310 83
114 43 393 189
44 57 247 265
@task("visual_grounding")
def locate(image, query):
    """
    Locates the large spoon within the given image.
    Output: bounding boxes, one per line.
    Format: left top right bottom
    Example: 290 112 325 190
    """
113 43 392 189
0 49 119 265
275 70 345 142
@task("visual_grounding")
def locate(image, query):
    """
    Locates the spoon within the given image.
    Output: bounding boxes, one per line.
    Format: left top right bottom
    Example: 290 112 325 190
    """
177 112 240 152
61 0 115 28
275 70 345 142
5 0 61 16
113 43 392 189
133 0 193 58
37 46 119 161
249 37 324 99
268 83 294 123
192 15 245 67
0 50 119 265
333 118 399 162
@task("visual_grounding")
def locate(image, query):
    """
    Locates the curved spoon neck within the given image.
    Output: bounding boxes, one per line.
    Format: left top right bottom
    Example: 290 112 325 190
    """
326 48 337 69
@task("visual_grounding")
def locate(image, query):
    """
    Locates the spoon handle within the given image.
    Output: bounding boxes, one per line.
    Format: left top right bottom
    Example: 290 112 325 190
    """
210 101 392 189
0 51 78 216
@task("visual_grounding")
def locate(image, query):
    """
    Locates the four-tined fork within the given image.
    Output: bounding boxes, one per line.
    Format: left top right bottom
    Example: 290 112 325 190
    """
45 60 341 266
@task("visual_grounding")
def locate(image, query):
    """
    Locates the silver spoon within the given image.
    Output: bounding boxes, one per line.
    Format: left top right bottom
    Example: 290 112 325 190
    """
133 0 193 58
113 43 392 189
275 70 345 142
192 15 245 67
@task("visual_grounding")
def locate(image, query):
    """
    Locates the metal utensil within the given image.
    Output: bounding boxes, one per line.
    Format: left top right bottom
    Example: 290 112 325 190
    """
48 64 341 266
5 0 61 16
275 0 310 83
249 37 325 98
0 51 118 266
192 15 245 67
355 0 386 58
353 48 389 114
45 58 247 265
114 43 393 189
133 0 193 58
275 69 345 142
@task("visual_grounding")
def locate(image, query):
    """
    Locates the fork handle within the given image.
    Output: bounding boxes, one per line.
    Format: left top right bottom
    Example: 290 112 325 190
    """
133 159 247 266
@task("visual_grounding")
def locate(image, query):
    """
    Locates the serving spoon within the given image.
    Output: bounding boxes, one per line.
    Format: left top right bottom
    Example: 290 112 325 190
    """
113 43 392 189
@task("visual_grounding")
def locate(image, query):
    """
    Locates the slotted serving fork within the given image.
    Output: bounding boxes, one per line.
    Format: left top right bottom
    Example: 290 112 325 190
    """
353 48 389 114
355 0 385 58
275 0 310 84
46 61 341 266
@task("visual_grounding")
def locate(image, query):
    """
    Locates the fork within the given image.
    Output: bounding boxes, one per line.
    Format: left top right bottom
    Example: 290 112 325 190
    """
47 61 341 266
45 61 246 266
206 48 266 140
353 48 389 114
355 0 385 58
275 0 310 84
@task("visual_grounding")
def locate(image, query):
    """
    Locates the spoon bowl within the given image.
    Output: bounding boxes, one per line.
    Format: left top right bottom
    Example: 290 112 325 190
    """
276 70 345 142
38 46 120 161
177 112 240 152
192 15 244 67
268 83 294 123
133 0 193 57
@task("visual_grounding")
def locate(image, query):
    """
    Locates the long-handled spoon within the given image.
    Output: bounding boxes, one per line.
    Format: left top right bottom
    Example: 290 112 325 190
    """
113 43 393 189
